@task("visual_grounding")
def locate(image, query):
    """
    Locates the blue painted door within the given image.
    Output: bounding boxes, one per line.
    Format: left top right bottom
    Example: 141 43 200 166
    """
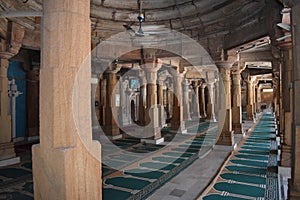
7 61 27 138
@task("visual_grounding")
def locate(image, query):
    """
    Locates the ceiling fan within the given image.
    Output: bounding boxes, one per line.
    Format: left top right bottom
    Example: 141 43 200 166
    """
123 0 169 37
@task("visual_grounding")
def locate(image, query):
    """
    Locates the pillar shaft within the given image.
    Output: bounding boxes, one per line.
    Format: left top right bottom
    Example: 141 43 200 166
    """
139 76 146 125
207 82 216 122
192 82 201 118
281 49 293 167
158 80 166 127
232 71 243 134
0 59 17 163
217 67 234 146
171 73 186 133
143 64 162 141
246 79 255 120
104 71 120 137
183 80 191 121
200 83 207 118
32 0 101 199
290 2 300 198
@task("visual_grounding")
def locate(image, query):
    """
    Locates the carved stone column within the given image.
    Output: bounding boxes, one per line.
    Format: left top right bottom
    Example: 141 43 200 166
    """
158 79 166 127
138 74 146 125
104 68 121 139
200 83 207 118
100 77 107 126
232 69 243 134
171 69 187 133
192 81 201 118
207 82 216 122
289 2 300 198
216 67 234 146
0 21 24 167
246 76 255 121
32 0 101 199
183 79 191 121
281 48 293 167
256 84 262 113
141 60 163 144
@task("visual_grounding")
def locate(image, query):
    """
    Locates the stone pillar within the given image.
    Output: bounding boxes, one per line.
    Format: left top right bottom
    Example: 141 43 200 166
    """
171 70 187 133
192 81 201 118
252 81 257 117
183 79 191 121
217 67 234 146
246 77 255 120
289 2 300 198
91 74 100 130
256 84 262 113
138 75 146 125
281 48 293 167
32 0 101 199
200 83 207 118
207 82 216 122
26 68 40 141
0 58 19 166
104 69 121 139
232 70 243 134
141 61 164 144
158 79 166 127
100 77 106 126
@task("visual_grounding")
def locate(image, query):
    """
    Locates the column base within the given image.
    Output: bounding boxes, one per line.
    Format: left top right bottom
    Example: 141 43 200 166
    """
141 137 164 144
216 131 234 146
107 134 123 140
246 105 254 121
0 142 18 165
232 123 243 134
281 145 292 167
0 157 20 167
28 136 40 142
288 180 300 200
32 141 101 200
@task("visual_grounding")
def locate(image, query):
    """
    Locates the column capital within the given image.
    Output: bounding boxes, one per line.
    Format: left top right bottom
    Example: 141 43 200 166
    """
200 82 207 89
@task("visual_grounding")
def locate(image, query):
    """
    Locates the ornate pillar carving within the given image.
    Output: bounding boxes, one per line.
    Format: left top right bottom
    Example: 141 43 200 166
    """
0 21 24 166
170 68 187 133
32 0 101 199
141 59 164 144
216 66 234 146
232 68 243 134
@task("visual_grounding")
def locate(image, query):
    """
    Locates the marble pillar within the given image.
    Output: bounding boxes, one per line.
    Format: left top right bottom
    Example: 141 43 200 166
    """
289 2 300 198
32 0 101 199
104 70 121 139
171 71 186 133
91 74 100 130
232 70 243 134
183 79 191 121
0 58 19 167
200 83 207 118
217 67 234 146
192 81 201 118
207 82 216 122
256 85 262 113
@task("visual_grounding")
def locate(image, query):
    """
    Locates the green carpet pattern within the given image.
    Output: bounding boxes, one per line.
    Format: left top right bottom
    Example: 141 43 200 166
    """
203 112 279 199
103 120 218 200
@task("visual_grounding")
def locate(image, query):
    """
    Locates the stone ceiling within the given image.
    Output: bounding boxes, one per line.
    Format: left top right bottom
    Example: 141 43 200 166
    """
0 0 283 53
